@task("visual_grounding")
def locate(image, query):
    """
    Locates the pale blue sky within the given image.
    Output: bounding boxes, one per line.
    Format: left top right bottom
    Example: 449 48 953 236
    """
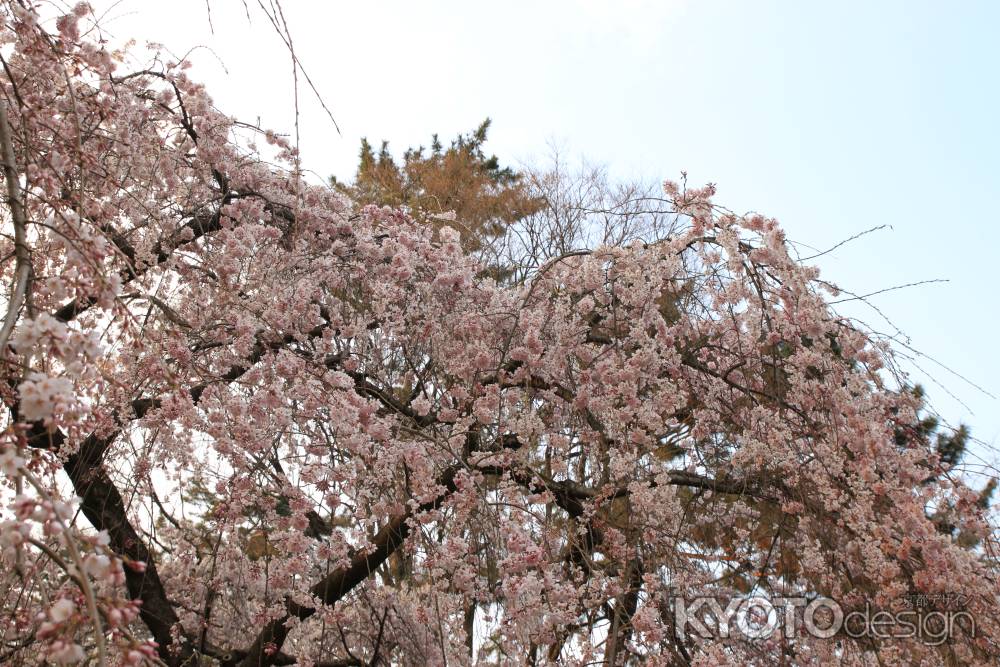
96 1 1000 466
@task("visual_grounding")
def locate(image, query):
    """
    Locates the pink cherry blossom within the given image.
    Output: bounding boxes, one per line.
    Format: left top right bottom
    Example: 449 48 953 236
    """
0 4 993 666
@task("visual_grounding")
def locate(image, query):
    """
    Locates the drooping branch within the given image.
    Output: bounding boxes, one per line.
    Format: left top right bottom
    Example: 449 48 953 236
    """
228 466 460 667
0 99 30 351
65 432 195 665
14 322 337 662
53 210 224 323
605 556 643 666
12 407 191 664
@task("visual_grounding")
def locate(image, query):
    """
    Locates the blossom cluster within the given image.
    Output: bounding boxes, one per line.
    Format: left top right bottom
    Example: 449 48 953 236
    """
0 3 994 666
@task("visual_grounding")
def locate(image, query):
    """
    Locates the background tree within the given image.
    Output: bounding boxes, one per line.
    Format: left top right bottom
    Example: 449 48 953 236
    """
332 119 542 255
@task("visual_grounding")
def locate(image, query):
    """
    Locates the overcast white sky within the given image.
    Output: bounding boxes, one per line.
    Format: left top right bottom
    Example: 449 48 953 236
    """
89 1 1000 467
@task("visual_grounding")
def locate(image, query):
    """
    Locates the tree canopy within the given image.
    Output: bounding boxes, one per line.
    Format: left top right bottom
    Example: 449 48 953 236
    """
0 5 996 666
332 120 541 254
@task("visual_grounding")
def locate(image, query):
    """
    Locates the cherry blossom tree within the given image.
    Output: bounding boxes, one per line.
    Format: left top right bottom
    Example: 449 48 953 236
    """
0 4 996 666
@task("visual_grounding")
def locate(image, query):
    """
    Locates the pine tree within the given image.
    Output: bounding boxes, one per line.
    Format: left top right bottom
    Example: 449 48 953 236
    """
332 119 541 252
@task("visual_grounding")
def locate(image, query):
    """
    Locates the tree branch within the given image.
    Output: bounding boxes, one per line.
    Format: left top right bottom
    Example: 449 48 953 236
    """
229 466 460 667
0 99 30 351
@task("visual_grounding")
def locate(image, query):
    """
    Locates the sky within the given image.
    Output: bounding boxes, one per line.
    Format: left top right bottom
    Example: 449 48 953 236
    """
89 0 1000 469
